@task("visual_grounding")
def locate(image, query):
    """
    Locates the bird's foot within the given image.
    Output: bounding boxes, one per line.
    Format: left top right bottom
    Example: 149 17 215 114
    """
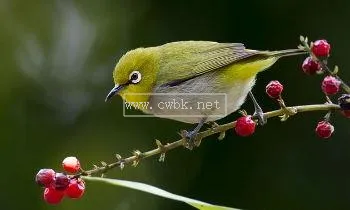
249 91 267 125
180 129 202 150
253 108 267 125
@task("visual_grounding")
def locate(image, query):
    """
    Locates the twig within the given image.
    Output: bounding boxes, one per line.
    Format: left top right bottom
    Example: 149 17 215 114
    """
77 103 340 177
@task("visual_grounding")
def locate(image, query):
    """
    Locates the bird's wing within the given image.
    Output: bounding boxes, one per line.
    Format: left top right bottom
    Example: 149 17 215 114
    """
156 41 259 87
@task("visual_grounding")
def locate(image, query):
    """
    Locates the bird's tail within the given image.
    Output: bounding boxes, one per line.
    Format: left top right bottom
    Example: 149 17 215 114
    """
233 48 308 78
269 48 308 57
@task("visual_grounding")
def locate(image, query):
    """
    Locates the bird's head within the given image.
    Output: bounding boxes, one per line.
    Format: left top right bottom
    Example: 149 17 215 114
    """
105 47 159 107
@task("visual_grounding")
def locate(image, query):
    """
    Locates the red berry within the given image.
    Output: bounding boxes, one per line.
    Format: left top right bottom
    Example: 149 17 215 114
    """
312 39 331 57
321 76 341 95
53 173 70 191
36 169 56 187
62 156 81 173
302 57 322 75
65 179 85 199
315 121 334 139
44 187 65 204
266 80 283 99
235 115 256 137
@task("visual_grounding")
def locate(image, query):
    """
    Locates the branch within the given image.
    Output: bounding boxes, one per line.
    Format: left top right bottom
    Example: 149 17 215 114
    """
78 103 340 177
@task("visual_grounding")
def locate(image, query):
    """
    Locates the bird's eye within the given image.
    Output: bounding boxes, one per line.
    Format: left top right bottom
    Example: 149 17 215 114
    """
129 71 142 84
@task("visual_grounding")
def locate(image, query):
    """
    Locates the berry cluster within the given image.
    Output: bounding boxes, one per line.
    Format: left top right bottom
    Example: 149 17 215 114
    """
234 39 350 139
302 40 343 96
302 39 350 138
35 157 85 204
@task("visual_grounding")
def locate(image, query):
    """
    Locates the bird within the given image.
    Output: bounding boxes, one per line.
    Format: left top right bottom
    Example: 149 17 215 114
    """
105 41 306 148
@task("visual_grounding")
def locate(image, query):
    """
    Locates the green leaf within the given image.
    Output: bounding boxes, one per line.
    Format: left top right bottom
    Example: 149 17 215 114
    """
84 176 240 210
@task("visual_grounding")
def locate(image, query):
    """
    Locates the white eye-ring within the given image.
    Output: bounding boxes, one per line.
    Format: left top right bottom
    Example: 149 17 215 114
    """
129 71 142 84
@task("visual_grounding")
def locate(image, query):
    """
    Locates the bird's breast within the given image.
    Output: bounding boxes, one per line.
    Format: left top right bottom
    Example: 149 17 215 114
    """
146 71 256 124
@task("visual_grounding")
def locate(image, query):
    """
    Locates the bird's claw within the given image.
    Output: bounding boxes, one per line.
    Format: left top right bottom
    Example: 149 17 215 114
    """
248 91 267 125
253 110 267 125
180 130 201 150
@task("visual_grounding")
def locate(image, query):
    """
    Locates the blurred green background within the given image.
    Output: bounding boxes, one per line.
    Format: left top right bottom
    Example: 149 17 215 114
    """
1 0 350 209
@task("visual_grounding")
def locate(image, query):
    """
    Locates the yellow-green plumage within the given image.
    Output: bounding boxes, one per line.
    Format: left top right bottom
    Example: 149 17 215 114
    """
114 47 160 103
111 41 305 123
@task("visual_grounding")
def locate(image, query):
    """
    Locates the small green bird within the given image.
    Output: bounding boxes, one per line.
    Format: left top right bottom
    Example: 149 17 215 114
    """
106 41 306 148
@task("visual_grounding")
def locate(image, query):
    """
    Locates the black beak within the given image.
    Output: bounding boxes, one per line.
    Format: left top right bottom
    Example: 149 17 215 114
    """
105 84 124 102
